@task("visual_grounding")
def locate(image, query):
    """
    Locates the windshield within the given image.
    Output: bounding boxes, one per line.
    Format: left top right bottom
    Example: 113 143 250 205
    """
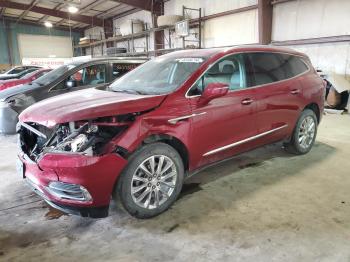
6 67 25 75
20 70 38 79
110 56 206 95
33 64 76 86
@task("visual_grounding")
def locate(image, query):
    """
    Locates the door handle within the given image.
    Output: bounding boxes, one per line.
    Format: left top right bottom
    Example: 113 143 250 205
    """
291 89 300 95
241 98 253 105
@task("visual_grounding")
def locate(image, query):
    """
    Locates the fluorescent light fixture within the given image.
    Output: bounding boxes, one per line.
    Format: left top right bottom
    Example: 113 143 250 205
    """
44 21 53 28
68 6 79 13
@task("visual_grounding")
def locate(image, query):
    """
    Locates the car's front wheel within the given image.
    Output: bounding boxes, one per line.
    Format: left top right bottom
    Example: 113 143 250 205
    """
116 142 184 218
285 109 318 154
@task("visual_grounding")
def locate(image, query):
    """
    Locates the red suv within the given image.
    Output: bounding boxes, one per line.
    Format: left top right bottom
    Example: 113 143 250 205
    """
17 46 325 218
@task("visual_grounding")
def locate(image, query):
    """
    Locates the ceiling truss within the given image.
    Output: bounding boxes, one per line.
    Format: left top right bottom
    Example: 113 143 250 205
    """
0 0 161 30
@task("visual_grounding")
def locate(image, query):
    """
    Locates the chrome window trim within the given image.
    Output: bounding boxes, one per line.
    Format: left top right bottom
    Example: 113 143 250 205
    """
203 124 288 156
185 51 310 99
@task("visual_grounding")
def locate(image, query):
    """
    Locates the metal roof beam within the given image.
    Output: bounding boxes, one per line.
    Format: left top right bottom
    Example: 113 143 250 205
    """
110 0 163 14
16 0 41 24
0 1 104 26
56 0 109 27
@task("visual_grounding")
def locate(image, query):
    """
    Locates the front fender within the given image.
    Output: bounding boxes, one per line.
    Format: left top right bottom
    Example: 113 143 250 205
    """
111 115 191 156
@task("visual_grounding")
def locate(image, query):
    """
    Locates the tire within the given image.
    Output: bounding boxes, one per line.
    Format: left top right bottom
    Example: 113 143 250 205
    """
116 142 184 219
285 109 318 155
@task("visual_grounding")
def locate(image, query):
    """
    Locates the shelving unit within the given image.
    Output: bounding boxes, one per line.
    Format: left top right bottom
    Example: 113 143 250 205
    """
74 6 202 57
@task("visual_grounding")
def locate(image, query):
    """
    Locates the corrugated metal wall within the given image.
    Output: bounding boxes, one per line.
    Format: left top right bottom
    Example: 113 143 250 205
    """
272 0 350 76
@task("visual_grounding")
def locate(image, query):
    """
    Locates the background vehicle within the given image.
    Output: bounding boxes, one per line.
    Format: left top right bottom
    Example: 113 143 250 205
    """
0 68 52 91
0 65 41 76
0 67 40 81
17 46 324 219
0 57 147 134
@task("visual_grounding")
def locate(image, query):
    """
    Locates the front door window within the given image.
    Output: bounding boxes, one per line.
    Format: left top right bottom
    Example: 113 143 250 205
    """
69 64 107 87
188 54 248 96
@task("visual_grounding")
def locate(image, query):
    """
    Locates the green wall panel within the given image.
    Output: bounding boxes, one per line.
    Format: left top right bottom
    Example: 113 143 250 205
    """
0 20 82 65
0 22 9 64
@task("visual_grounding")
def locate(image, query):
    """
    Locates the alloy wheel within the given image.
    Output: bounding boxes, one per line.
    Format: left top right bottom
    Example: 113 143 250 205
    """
131 155 177 209
298 116 316 150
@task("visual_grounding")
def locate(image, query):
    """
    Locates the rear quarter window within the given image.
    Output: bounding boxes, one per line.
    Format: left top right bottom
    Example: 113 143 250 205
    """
285 55 309 76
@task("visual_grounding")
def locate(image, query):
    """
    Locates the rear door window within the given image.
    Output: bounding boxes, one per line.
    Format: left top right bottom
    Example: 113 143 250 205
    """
248 53 288 86
111 63 139 80
248 52 309 86
284 55 309 76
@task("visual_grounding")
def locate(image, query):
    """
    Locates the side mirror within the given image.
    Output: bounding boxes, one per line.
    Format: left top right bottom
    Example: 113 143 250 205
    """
199 82 229 105
66 80 76 89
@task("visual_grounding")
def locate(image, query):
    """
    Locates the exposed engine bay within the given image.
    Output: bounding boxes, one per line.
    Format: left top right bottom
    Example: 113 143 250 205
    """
18 113 138 161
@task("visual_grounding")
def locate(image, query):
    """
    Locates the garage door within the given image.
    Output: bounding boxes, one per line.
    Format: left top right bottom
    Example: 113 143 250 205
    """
17 34 73 59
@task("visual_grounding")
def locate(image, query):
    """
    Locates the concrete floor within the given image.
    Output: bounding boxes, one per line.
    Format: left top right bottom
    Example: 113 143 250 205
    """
0 114 350 262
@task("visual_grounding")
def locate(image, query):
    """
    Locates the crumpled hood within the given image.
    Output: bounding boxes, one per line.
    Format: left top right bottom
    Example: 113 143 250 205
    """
19 88 166 128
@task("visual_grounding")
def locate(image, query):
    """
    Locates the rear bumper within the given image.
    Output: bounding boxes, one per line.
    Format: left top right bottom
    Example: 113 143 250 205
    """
19 151 128 217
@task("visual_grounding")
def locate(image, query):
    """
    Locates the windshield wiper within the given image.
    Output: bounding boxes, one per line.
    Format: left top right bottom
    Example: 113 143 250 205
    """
114 89 147 95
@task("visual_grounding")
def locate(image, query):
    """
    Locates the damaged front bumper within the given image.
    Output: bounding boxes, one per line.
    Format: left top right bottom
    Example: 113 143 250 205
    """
18 151 127 218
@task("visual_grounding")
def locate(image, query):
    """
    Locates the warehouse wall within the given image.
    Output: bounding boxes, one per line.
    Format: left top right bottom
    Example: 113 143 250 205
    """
164 0 258 48
113 10 154 53
84 11 154 56
85 0 259 55
0 19 81 69
84 26 105 56
272 0 350 76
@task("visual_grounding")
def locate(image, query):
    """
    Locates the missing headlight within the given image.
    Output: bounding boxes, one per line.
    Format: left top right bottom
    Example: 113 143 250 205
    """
42 118 130 156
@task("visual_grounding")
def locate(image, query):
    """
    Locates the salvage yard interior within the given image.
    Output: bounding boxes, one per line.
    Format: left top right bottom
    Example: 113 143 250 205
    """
0 0 350 261
1 114 350 261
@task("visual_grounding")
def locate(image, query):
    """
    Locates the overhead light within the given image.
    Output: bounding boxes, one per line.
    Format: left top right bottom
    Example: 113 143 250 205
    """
68 6 79 13
44 21 53 28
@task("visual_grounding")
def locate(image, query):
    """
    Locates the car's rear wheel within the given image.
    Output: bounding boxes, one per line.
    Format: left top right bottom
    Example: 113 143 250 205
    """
116 142 184 218
285 109 318 155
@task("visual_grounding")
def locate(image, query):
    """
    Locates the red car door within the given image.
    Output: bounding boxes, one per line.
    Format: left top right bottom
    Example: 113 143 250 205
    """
186 53 259 170
247 52 307 146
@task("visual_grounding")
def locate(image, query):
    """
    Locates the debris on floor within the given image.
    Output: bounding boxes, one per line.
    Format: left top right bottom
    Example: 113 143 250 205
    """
318 70 350 111
324 108 345 114
44 207 67 220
